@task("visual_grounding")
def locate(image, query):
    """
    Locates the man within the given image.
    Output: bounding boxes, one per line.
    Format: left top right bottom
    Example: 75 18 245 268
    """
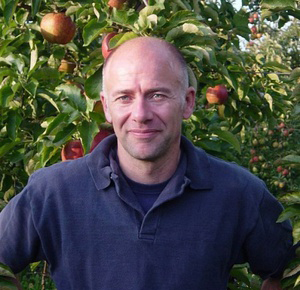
0 37 296 289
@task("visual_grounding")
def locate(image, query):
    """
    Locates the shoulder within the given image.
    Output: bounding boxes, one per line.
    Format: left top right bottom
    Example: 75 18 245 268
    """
29 156 88 184
182 136 266 194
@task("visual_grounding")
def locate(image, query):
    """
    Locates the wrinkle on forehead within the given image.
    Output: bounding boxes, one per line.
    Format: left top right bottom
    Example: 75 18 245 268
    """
102 37 188 95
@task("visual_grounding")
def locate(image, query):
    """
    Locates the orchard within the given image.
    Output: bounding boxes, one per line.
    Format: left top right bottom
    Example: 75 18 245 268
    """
0 0 299 289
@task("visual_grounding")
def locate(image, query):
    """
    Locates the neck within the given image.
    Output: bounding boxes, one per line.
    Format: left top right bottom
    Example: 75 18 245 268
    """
117 146 181 185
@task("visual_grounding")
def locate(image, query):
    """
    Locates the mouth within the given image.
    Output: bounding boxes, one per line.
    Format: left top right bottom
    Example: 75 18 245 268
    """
128 129 161 138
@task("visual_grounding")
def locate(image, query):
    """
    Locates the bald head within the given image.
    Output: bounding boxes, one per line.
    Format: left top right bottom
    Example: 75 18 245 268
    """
102 37 189 95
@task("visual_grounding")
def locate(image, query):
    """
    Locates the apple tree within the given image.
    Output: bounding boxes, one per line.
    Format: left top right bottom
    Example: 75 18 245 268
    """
0 0 299 288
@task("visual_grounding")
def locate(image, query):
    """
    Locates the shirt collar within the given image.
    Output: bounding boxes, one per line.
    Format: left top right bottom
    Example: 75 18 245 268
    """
180 135 213 190
86 134 213 191
85 134 117 190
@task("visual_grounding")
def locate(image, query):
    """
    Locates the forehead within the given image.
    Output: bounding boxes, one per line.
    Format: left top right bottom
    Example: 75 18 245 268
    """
104 42 183 91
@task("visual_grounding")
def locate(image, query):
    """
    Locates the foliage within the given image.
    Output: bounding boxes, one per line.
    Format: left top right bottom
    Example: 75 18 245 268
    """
0 0 299 288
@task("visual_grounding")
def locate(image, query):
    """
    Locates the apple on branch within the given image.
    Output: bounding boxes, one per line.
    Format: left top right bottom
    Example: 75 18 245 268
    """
40 12 76 44
102 33 118 59
108 0 127 9
206 85 229 105
58 59 76 73
89 128 114 153
61 140 84 161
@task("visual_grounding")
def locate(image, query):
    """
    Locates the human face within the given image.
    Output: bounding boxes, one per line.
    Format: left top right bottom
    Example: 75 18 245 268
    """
101 42 195 163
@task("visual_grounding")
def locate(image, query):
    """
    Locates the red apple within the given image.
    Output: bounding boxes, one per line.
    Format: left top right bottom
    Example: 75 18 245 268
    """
40 12 76 44
108 0 126 9
251 26 257 34
282 129 289 137
253 12 259 19
282 169 289 176
89 129 113 152
206 85 228 104
276 166 283 173
102 32 118 59
248 17 254 23
61 140 84 161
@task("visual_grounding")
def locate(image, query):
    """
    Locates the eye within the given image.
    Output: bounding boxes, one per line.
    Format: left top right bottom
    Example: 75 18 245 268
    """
151 93 166 100
115 95 131 102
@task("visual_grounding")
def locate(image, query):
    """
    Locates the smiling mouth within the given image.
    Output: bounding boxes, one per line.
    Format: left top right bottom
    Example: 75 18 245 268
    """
128 129 161 138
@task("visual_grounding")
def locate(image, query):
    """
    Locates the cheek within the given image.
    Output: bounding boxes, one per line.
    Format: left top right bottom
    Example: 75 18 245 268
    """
109 109 129 128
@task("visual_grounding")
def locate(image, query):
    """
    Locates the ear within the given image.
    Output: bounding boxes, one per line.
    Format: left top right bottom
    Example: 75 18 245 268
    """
100 92 112 123
182 87 195 119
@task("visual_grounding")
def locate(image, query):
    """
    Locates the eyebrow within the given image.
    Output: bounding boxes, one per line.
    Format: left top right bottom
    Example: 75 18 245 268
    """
112 87 173 97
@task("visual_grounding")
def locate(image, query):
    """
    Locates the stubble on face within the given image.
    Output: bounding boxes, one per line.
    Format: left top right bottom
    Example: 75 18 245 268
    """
102 37 193 167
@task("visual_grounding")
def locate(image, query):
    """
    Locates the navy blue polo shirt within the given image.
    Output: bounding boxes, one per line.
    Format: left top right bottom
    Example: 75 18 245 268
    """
0 135 295 289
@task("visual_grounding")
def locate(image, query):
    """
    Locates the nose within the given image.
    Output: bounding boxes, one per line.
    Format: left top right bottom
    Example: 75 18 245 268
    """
131 97 153 123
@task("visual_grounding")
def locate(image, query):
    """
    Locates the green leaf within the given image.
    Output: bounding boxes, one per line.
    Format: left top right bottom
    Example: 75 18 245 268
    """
83 19 107 47
15 8 29 25
230 266 250 286
0 263 15 279
233 9 249 30
203 46 217 67
261 0 295 11
218 65 237 91
165 23 215 42
262 61 291 73
277 205 300 223
279 193 300 204
202 5 219 26
37 89 60 112
89 111 106 124
3 0 18 24
0 86 14 108
85 67 103 100
264 93 273 111
111 9 129 25
56 84 87 112
29 40 38 71
174 34 217 49
109 32 139 49
65 5 81 16
164 10 197 30
78 120 99 153
6 110 22 141
31 0 42 17
42 113 68 137
212 129 241 154
292 84 300 99
281 155 300 164
261 9 273 21
31 67 60 82
23 78 39 97
0 39 14 57
290 67 300 80
139 5 163 17
0 280 18 290
40 146 59 167
53 123 76 146
0 138 21 159
0 54 25 74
